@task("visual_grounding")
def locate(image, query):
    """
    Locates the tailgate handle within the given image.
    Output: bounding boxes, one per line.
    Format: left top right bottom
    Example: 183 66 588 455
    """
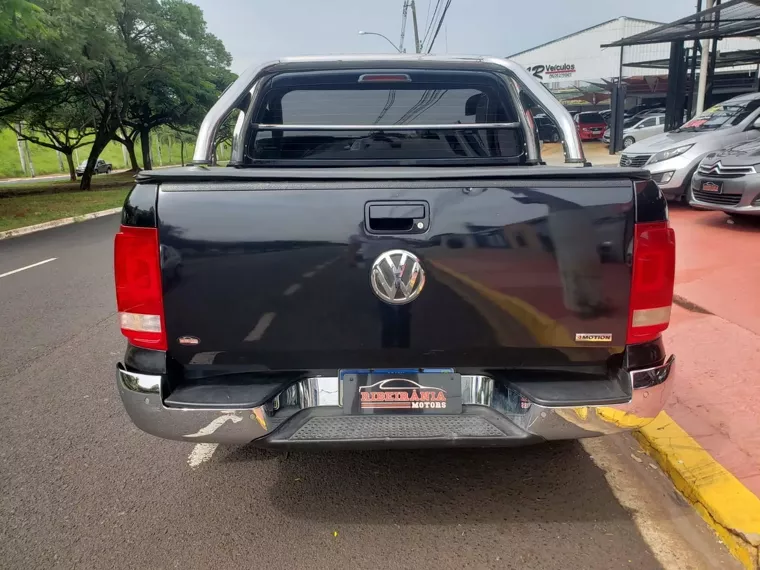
366 201 428 234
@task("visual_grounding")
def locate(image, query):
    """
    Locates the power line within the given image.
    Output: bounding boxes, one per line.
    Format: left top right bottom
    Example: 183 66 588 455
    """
426 0 452 53
420 0 443 50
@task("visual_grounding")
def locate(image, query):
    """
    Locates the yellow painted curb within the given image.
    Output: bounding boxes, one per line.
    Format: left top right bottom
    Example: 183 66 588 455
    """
635 412 760 570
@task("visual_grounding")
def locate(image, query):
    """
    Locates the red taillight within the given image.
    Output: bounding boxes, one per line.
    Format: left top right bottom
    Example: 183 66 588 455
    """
627 221 676 344
114 225 166 351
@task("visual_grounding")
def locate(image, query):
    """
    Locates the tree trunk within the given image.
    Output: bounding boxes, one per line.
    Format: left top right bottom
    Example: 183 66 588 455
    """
140 127 153 171
180 139 185 166
65 152 76 182
80 130 112 190
121 136 140 171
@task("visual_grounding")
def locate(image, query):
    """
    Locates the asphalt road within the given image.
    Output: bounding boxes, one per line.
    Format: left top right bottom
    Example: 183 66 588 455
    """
0 216 738 570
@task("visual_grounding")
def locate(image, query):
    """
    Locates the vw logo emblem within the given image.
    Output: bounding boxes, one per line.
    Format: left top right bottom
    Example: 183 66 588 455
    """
370 249 426 305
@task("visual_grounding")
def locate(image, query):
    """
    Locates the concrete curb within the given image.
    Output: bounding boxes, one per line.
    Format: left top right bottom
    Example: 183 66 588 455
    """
635 413 760 570
0 208 121 240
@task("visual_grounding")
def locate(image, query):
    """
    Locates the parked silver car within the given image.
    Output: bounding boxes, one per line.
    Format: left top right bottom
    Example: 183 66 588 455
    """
690 139 760 217
602 113 665 148
620 92 760 200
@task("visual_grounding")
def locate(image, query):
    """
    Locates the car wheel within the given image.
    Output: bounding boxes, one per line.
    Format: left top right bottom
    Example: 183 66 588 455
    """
551 132 560 143
106 167 112 174
623 136 635 148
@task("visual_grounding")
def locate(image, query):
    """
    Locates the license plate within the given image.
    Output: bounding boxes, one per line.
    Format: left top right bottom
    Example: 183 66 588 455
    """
702 181 722 193
340 370 462 415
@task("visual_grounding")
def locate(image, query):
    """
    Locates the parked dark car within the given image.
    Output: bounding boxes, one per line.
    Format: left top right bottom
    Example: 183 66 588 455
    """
535 115 560 142
76 158 112 177
115 55 676 450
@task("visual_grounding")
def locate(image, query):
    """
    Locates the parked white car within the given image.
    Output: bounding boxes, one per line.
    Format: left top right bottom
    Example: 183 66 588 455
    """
602 114 665 148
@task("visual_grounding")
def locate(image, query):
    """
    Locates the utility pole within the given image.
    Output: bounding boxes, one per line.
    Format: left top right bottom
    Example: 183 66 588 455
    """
16 122 26 175
410 0 421 53
23 138 35 178
696 0 714 114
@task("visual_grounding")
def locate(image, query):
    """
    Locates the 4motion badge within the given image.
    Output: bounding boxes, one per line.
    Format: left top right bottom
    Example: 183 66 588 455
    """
575 333 613 343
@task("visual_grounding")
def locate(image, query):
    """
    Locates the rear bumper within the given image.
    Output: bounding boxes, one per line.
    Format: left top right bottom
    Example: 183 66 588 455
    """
117 357 675 448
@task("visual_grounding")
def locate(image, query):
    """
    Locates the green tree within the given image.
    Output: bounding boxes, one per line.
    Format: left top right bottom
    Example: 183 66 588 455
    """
120 1 234 170
3 91 97 180
112 126 141 171
0 0 58 120
49 0 231 188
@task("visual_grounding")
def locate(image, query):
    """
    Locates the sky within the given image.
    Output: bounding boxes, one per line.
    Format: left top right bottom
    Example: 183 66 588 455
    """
191 0 699 74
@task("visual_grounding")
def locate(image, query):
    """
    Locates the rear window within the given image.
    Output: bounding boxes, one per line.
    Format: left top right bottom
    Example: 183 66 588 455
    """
579 113 604 124
244 70 525 166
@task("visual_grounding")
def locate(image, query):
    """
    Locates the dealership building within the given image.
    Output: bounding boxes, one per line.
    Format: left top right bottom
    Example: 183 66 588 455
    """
509 16 760 110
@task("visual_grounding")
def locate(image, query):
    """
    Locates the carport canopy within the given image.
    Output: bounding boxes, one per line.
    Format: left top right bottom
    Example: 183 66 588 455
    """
602 0 760 47
624 48 760 69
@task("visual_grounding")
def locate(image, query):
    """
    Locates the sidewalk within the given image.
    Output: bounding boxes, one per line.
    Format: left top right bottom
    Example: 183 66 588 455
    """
650 207 760 568
666 207 760 494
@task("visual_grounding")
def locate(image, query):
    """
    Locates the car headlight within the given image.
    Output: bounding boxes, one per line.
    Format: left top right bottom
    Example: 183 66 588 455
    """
648 144 694 165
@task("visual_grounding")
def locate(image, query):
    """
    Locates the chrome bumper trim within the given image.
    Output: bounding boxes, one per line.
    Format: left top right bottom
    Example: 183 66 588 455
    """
117 357 675 445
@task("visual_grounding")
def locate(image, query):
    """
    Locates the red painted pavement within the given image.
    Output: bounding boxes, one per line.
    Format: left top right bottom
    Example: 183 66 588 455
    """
664 305 760 496
669 204 760 336
666 207 760 496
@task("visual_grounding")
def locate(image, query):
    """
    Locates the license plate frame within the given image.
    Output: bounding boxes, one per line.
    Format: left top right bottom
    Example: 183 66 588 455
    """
340 369 462 415
701 180 722 193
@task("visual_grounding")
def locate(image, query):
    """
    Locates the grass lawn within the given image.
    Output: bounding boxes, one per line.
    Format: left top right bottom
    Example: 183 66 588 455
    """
0 174 134 232
0 171 136 198
0 128 229 179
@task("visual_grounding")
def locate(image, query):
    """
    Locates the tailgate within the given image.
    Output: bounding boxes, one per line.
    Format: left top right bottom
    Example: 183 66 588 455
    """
157 179 633 372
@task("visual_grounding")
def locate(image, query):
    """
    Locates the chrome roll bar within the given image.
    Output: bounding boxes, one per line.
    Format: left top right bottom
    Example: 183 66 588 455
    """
193 55 586 166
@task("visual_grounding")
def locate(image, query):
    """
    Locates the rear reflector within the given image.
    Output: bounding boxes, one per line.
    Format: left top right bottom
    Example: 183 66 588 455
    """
114 226 166 351
627 221 676 344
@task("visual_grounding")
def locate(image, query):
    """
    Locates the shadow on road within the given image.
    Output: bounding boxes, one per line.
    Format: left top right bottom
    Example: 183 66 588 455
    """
670 203 760 232
219 441 634 525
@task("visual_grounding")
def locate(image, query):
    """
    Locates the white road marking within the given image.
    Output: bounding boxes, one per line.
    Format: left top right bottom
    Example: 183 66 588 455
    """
244 312 276 341
188 444 219 469
0 257 57 279
283 283 301 296
185 414 243 438
303 271 316 278
186 414 243 469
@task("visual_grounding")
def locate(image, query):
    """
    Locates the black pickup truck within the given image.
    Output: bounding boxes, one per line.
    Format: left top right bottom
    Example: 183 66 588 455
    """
115 55 676 448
